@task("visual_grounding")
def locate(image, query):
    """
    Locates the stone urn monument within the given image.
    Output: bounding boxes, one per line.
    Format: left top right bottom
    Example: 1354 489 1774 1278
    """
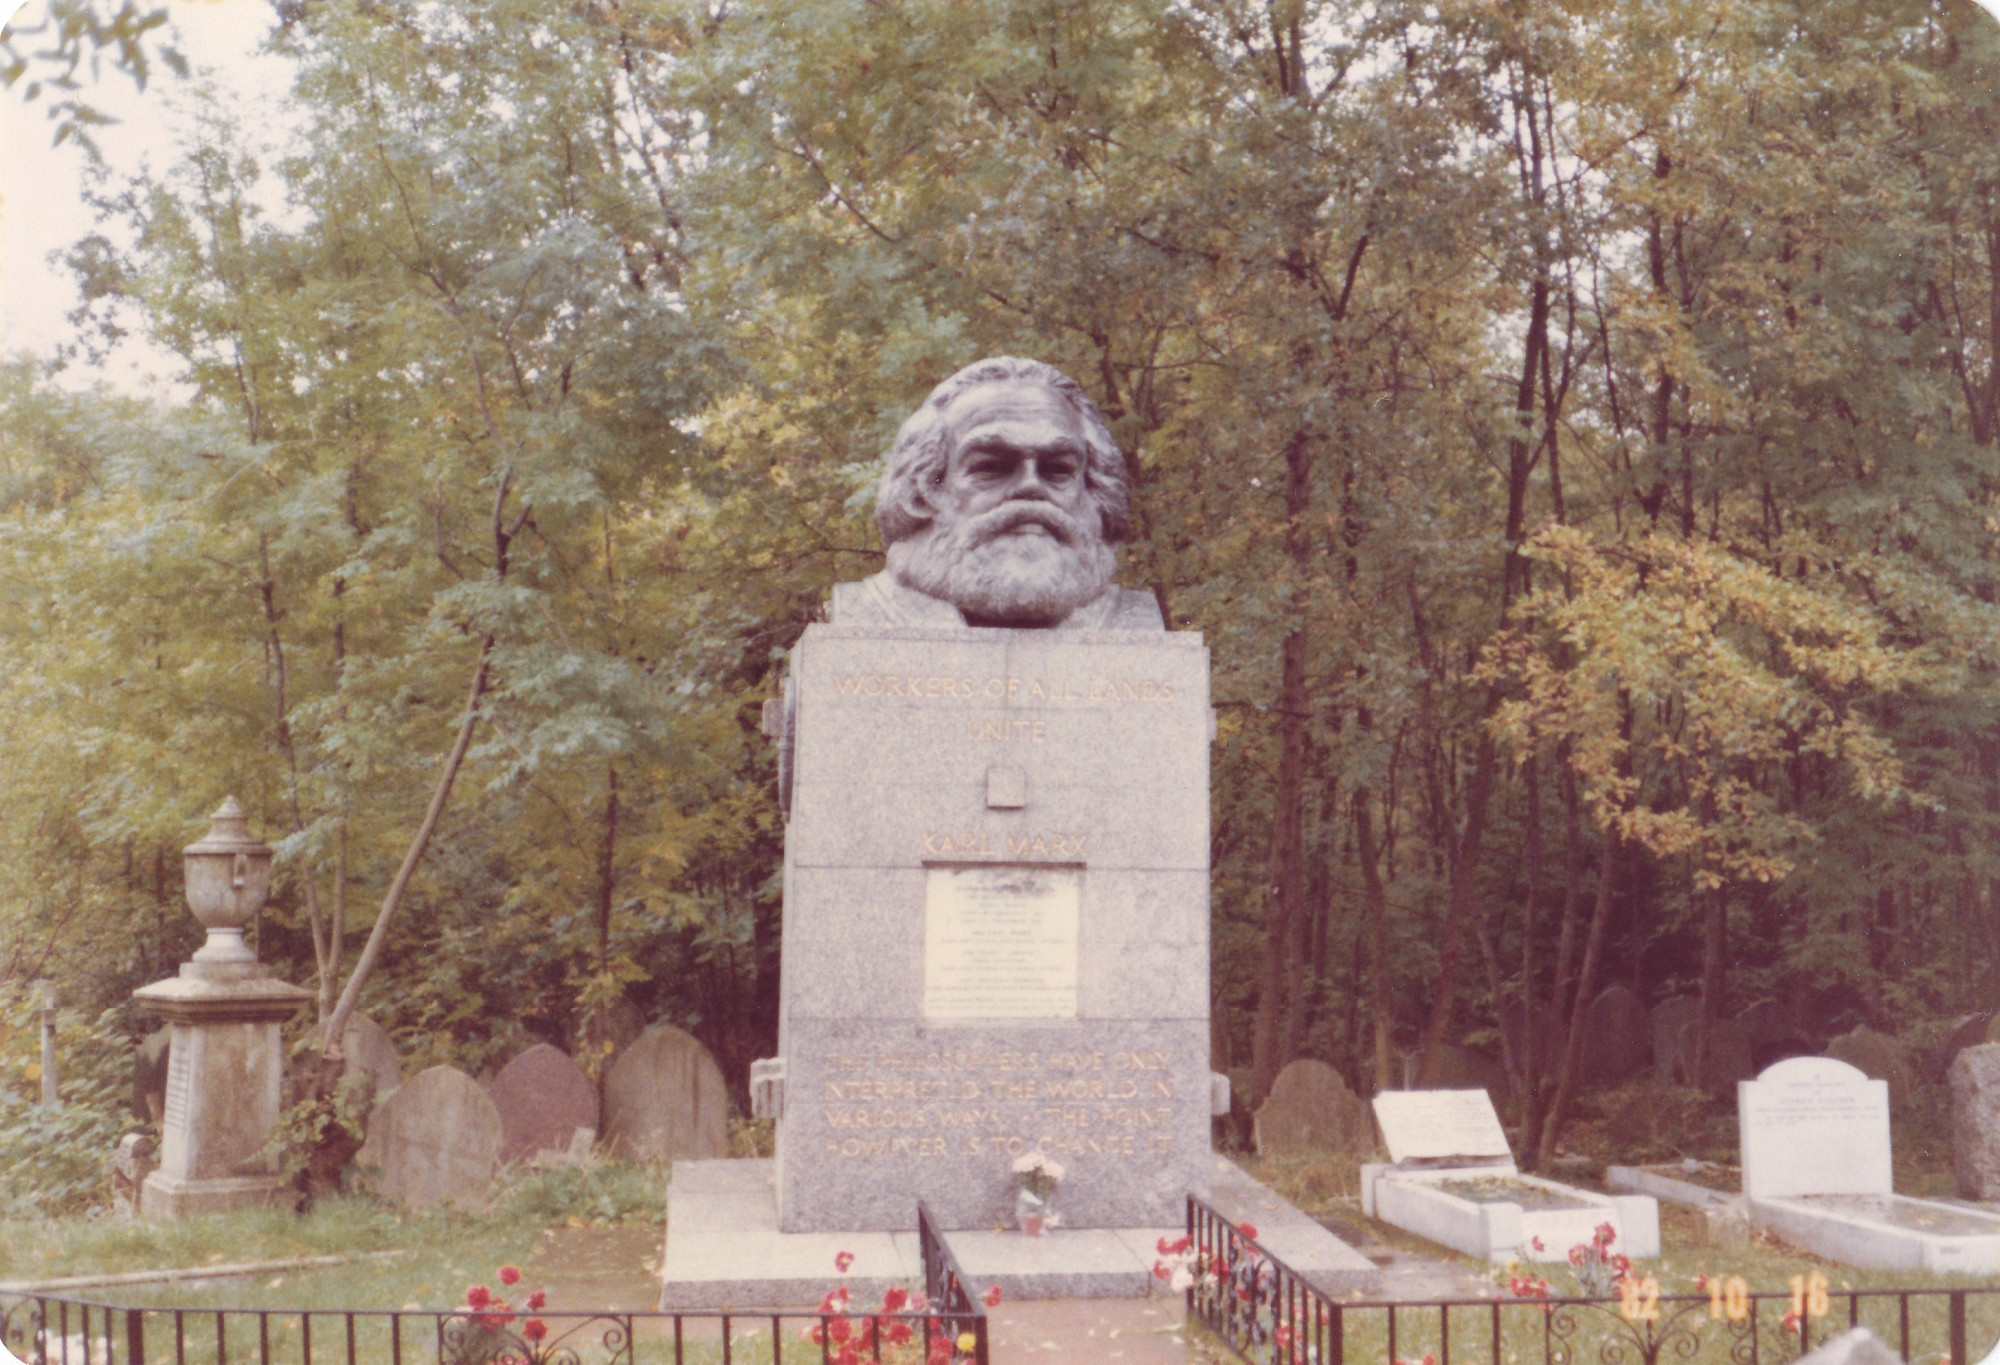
132 799 311 1218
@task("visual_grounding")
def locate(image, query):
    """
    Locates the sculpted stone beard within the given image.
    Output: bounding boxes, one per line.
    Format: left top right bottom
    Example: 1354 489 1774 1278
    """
887 499 1116 627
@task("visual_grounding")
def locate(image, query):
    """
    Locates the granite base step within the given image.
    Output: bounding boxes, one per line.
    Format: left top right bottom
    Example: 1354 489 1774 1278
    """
658 1154 1378 1309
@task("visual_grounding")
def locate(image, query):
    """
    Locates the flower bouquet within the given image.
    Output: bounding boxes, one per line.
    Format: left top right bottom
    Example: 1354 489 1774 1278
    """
1010 1152 1064 1235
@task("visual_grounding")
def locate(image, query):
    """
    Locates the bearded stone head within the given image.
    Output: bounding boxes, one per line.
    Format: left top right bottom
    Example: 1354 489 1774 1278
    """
877 357 1133 627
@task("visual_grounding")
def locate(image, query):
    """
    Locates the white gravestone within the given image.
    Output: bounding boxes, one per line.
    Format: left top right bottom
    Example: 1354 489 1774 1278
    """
1373 1089 1512 1165
1739 1057 1892 1200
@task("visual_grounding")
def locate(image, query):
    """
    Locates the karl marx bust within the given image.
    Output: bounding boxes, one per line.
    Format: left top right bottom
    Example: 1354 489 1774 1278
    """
832 357 1163 630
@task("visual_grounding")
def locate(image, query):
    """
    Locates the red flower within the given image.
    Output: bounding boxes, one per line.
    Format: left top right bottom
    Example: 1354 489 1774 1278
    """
830 1316 853 1344
1783 1313 1802 1334
1530 1236 1545 1252
1569 1247 1585 1266
882 1286 909 1313
1694 1273 1708 1290
498 1266 522 1286
466 1285 492 1309
523 1319 547 1343
1276 1325 1294 1347
1595 1223 1616 1246
884 1321 913 1346
1237 1222 1259 1240
982 1285 1004 1307
819 1287 851 1314
525 1290 547 1311
834 1250 855 1273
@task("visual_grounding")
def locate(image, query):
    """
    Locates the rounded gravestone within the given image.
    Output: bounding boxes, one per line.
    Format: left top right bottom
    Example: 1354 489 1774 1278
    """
1579 985 1651 1087
356 1065 503 1210
1651 996 1700 1082
602 1024 729 1162
307 1012 405 1098
1253 1059 1373 1157
1826 1025 1915 1107
489 1043 599 1165
1950 1043 2000 1199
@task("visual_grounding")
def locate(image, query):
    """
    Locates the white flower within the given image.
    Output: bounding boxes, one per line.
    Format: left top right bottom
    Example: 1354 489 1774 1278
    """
1011 1153 1042 1175
1042 1158 1066 1182
1171 1266 1194 1292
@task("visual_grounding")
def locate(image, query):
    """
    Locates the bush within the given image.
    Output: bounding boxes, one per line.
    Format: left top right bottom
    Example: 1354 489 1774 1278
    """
0 991 139 1217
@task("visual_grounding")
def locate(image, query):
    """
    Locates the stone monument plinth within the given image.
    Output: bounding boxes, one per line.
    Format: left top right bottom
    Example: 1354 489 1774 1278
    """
768 623 1213 1232
133 799 311 1219
133 964 311 1217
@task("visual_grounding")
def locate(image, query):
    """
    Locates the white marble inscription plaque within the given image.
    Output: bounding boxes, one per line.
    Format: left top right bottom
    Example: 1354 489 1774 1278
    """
1739 1057 1892 1199
924 865 1079 1019
1373 1089 1513 1164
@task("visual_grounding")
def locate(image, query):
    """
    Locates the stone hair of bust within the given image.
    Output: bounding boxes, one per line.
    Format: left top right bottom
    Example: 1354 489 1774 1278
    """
876 356 1133 548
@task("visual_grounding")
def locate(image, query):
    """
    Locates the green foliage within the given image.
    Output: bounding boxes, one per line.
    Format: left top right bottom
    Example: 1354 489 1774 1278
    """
4 0 2000 1165
491 1158 667 1229
0 986 142 1218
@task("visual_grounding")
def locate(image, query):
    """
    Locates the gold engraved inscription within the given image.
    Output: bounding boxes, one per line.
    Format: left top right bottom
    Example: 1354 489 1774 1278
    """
967 717 1047 742
814 1049 1182 1161
921 832 1086 859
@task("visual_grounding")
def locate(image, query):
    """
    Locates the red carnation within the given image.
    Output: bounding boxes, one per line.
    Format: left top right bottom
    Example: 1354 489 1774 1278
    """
982 1285 1003 1307
523 1319 547 1343
498 1265 521 1286
525 1289 547 1311
1237 1222 1259 1240
465 1285 491 1309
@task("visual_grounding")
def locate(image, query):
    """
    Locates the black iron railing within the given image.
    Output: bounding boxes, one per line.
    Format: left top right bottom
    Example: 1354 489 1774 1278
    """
1186 1194 2000 1365
918 1200 991 1365
0 1207 993 1365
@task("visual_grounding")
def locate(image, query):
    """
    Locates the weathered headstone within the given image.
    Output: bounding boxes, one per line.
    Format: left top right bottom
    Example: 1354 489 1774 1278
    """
1652 996 1700 1082
1826 1025 1916 1108
1948 1042 2000 1200
602 1024 729 1164
1738 1056 1891 1200
1578 985 1651 1087
306 1012 404 1098
355 1065 504 1210
1932 1014 1990 1079
489 1043 599 1166
1254 1060 1373 1158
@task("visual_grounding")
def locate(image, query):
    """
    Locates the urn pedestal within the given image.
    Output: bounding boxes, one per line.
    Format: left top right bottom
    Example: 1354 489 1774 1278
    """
132 800 311 1219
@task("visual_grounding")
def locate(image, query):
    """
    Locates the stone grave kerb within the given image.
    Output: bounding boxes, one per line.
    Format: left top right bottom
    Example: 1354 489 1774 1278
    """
1738 1056 1892 1201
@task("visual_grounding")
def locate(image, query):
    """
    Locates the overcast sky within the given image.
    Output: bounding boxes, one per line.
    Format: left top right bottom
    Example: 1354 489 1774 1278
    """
3 0 2000 400
1 0 293 396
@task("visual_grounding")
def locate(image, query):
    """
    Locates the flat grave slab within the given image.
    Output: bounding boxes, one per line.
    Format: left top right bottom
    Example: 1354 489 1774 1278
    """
1739 1057 2000 1272
1364 1090 1659 1263
658 1155 1373 1306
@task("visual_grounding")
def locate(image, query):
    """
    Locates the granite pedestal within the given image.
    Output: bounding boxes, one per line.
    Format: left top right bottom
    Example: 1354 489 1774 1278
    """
132 961 311 1218
766 625 1216 1234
